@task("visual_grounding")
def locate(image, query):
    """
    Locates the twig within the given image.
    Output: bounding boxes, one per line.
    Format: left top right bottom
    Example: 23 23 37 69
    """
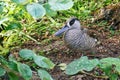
20 31 41 44
81 71 108 79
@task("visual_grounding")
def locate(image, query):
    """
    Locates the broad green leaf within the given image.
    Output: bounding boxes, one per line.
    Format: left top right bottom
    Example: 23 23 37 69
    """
0 56 8 65
8 72 19 80
11 0 28 4
17 63 32 80
48 0 74 10
33 55 55 69
6 22 21 30
85 59 99 71
8 61 18 72
19 49 35 59
100 57 120 66
100 57 120 73
99 57 120 80
116 65 120 74
38 69 53 80
99 64 118 80
26 3 46 19
109 74 118 80
44 3 57 17
65 56 87 75
0 67 6 76
65 56 99 75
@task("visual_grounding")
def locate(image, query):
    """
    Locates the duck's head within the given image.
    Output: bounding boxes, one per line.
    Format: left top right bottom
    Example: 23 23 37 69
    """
54 17 81 36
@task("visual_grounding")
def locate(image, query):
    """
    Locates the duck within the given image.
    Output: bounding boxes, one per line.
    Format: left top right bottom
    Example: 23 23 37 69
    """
54 17 97 53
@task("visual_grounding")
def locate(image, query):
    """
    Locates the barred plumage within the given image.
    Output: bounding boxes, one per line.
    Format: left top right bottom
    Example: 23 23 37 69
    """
55 17 97 52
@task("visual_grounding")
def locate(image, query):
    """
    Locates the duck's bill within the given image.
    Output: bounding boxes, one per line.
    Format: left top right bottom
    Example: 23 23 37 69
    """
54 25 69 36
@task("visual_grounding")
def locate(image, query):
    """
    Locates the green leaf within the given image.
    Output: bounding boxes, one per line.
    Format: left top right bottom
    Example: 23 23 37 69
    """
0 6 3 13
19 49 35 60
100 57 120 73
48 0 74 10
11 0 28 4
65 56 99 75
65 56 87 75
8 61 18 72
33 55 55 69
85 59 99 71
100 57 120 66
6 22 21 30
38 69 53 80
17 63 32 80
109 74 118 80
26 3 46 19
44 3 57 17
0 56 8 65
8 72 19 80
99 57 120 80
116 65 120 74
0 67 6 76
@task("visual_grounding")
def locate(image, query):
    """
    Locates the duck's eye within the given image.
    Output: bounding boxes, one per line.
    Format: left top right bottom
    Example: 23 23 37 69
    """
69 19 75 26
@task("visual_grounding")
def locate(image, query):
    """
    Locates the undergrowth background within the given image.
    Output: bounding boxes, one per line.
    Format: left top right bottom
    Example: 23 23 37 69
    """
0 0 120 80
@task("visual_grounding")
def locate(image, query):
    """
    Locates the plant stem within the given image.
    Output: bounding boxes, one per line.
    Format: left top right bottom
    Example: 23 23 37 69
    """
20 31 41 44
81 71 108 79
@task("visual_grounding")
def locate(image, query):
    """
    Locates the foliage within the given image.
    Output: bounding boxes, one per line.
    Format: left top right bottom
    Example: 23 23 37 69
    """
0 0 119 55
99 57 120 80
26 3 46 19
65 56 120 80
19 49 55 69
0 49 55 80
0 67 5 76
0 0 74 55
0 0 120 79
65 56 99 75
38 69 53 80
